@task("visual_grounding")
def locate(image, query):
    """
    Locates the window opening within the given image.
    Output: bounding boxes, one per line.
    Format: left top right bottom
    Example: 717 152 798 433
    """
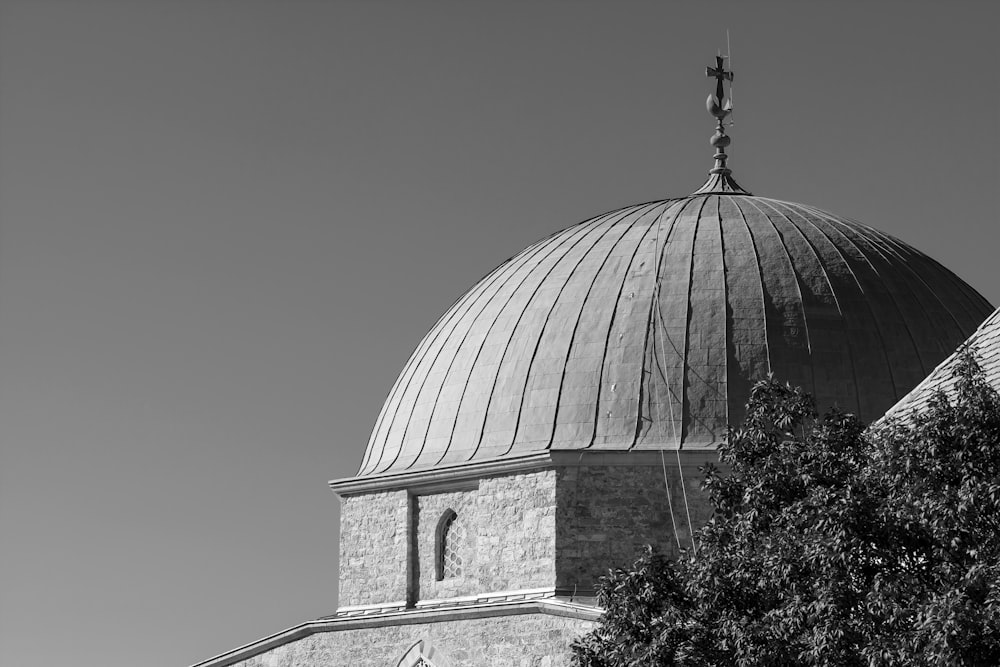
396 639 450 667
436 509 464 580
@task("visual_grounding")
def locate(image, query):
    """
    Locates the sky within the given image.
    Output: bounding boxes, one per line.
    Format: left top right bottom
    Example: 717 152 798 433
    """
0 2 997 667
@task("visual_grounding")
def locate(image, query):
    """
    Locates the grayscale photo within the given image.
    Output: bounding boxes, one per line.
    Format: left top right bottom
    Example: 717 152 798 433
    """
1 2 998 666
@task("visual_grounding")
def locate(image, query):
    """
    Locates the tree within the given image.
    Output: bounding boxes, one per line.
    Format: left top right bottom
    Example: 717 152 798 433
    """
572 351 1000 666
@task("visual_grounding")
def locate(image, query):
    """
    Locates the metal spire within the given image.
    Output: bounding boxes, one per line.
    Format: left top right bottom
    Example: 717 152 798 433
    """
692 53 751 195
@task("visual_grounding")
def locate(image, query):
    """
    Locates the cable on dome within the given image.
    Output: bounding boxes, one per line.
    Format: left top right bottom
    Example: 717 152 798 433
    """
650 212 684 554
647 200 703 558
652 265 699 559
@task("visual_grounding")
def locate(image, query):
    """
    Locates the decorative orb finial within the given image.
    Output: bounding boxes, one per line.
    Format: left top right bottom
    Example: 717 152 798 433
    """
692 53 751 195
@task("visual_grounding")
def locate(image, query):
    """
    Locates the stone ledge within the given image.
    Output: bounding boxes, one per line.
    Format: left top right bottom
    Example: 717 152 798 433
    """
189 599 603 667
330 452 552 496
335 600 408 616
412 586 556 611
328 586 599 617
329 449 718 496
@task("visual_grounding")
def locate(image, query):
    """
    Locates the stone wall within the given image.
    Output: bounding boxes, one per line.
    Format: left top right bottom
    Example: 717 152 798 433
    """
339 490 409 607
416 490 478 601
226 612 594 667
475 471 556 594
554 458 715 593
338 470 558 609
337 460 715 608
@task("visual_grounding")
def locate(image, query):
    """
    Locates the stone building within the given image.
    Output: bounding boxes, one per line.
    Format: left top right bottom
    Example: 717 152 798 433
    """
191 62 994 667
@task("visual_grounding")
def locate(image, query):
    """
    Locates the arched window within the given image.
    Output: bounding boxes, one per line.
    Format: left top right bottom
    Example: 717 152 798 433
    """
396 639 451 667
435 509 464 580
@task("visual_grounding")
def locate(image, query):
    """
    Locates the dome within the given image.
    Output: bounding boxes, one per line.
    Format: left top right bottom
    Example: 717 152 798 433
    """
358 193 993 477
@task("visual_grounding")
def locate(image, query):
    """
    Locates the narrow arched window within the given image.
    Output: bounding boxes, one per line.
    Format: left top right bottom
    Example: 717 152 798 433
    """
435 509 464 580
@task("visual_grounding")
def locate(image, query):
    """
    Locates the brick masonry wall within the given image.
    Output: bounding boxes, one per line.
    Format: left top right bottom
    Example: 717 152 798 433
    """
554 459 715 592
226 613 594 667
339 490 409 606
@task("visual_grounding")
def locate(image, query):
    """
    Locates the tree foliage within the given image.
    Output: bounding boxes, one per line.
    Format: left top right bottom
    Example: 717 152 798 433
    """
572 351 1000 666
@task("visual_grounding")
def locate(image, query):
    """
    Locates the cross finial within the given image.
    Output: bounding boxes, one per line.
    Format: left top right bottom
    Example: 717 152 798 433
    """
692 52 750 195
706 55 733 114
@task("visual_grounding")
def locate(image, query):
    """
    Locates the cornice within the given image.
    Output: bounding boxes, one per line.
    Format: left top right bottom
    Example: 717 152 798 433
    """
188 598 602 667
329 448 720 496
329 452 553 496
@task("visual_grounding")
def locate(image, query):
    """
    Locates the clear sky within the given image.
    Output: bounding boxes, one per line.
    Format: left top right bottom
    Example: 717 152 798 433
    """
0 2 996 666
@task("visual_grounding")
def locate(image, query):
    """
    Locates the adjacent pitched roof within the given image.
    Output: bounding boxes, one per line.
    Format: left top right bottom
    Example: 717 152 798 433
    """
883 307 1000 419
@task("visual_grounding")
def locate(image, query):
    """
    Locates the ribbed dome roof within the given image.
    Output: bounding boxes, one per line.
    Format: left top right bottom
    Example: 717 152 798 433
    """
358 194 992 477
